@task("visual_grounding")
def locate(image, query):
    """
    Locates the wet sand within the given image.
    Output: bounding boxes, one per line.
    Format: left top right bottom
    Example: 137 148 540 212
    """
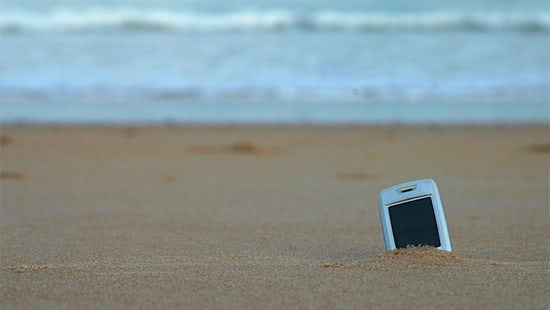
1 126 548 309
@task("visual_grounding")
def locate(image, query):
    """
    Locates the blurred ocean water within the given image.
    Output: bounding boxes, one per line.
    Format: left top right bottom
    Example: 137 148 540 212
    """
1 0 549 124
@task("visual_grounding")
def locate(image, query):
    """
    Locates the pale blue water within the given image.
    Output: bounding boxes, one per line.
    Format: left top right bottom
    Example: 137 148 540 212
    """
1 0 549 124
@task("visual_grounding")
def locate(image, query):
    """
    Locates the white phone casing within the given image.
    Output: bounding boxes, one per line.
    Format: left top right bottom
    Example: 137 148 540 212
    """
378 179 452 251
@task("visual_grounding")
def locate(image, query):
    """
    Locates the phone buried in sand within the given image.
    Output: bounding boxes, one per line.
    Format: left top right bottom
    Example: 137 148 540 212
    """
378 179 452 251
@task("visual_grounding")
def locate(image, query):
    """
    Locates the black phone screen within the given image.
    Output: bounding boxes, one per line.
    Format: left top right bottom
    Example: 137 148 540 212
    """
388 196 441 248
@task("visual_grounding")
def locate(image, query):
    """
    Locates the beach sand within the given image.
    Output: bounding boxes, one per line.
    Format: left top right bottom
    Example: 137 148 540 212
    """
1 126 548 309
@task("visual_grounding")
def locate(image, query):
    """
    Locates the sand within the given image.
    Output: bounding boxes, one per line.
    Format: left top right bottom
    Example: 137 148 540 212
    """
0 126 548 309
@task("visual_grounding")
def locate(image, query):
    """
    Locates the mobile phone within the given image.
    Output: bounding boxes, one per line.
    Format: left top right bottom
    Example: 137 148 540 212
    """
378 179 452 251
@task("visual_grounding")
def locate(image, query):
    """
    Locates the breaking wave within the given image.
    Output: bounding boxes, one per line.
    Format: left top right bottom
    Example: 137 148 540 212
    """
1 9 549 33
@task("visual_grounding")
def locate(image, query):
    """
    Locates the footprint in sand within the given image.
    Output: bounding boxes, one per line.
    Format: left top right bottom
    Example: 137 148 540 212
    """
0 135 11 146
528 143 550 154
162 176 176 183
123 128 138 138
1 171 25 180
189 142 278 155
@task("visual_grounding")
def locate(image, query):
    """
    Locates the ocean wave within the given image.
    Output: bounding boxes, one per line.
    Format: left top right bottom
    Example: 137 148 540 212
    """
2 85 548 102
1 9 549 33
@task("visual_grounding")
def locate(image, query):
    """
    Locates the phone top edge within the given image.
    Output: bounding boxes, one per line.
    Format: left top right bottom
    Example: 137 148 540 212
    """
379 179 438 207
380 179 436 195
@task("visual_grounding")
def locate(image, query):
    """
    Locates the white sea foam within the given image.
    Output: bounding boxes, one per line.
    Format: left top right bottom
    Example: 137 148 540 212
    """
1 9 549 33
